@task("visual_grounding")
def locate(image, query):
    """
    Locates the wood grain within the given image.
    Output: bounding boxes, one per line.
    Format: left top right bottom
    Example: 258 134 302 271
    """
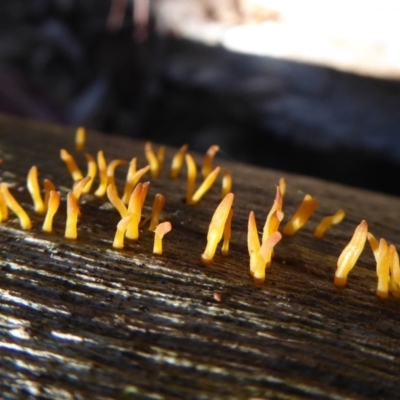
1 113 400 399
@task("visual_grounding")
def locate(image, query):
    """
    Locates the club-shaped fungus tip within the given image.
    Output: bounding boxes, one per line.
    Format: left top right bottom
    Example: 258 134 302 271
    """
65 192 79 239
201 193 234 265
27 166 45 214
42 190 60 233
334 219 368 287
0 184 32 230
153 221 172 255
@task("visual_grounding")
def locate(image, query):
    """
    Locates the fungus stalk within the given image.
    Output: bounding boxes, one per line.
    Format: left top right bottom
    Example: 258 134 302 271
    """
221 169 232 199
376 238 390 299
83 154 97 193
113 216 132 249
95 150 108 197
60 149 83 181
221 209 233 256
75 126 86 151
42 190 60 233
153 221 172 255
122 163 150 205
0 190 8 222
314 209 345 239
107 159 127 194
191 166 221 205
43 179 56 210
126 183 144 239
0 184 32 230
201 193 234 265
248 211 260 275
27 166 45 214
65 192 79 239
145 142 159 178
283 194 318 236
334 220 368 287
170 144 188 178
185 154 197 204
202 145 219 179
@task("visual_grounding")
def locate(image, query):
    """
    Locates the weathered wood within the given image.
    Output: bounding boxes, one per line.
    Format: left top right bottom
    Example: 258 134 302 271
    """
1 113 400 399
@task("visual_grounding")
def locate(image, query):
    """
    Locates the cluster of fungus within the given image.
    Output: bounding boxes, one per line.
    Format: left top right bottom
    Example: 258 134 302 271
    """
0 126 397 299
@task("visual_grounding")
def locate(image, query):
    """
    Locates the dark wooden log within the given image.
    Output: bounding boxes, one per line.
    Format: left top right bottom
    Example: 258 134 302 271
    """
1 113 400 399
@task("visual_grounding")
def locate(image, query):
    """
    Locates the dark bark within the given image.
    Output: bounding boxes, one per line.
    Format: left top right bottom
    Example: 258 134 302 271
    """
0 113 400 399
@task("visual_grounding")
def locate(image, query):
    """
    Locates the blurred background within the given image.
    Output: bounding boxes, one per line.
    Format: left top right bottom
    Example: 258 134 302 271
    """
2 0 400 195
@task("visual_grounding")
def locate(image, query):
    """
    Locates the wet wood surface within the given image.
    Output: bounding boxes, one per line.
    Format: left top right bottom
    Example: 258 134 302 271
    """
1 113 400 399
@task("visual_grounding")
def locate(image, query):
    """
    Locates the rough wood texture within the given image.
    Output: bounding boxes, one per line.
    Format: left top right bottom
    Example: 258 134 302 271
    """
1 113 400 399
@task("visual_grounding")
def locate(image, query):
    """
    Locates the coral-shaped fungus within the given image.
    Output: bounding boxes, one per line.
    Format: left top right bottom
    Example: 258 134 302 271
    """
283 194 318 236
314 209 345 239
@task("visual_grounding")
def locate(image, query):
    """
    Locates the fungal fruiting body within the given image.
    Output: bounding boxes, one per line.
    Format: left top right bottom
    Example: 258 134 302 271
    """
170 144 188 178
202 145 219 179
201 193 234 265
248 211 261 274
27 166 45 214
191 166 221 205
314 209 345 239
334 220 368 287
221 169 232 200
376 238 390 299
153 221 172 255
107 159 127 194
145 142 160 178
60 149 83 181
122 163 150 205
65 192 79 239
75 126 86 151
283 194 318 236
0 184 32 229
94 150 108 197
221 209 233 256
42 190 60 232
252 231 282 285
0 190 8 222
388 245 400 298
73 176 91 202
157 146 166 172
279 177 286 197
185 154 197 204
126 183 144 239
83 154 97 193
107 184 128 218
142 193 165 231
43 179 56 210
113 216 132 249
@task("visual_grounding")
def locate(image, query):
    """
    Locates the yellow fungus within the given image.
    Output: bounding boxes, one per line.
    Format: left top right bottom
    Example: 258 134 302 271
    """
0 184 32 230
185 154 197 204
248 211 261 275
201 193 234 265
146 194 165 231
83 154 97 193
376 238 390 299
202 145 219 179
107 159 127 194
73 176 91 202
221 209 233 256
0 189 8 222
27 166 45 214
262 187 283 243
122 163 150 205
113 216 132 249
141 181 150 207
94 150 108 197
221 169 232 200
75 126 86 151
191 166 221 205
334 220 368 287
107 184 128 218
157 146 166 172
43 179 56 211
153 221 172 255
367 232 379 261
283 194 318 236
42 190 60 233
279 177 286 196
60 149 83 181
388 245 400 298
65 192 79 239
145 141 159 178
126 183 144 240
314 209 345 239
253 231 282 285
170 144 188 178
